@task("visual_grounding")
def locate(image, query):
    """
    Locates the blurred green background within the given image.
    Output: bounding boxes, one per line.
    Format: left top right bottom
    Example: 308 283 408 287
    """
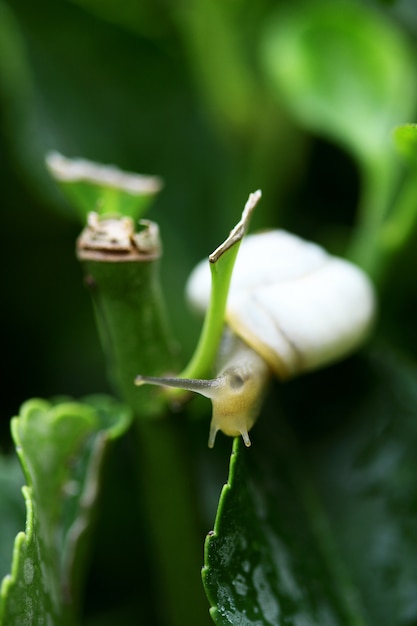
1 0 417 440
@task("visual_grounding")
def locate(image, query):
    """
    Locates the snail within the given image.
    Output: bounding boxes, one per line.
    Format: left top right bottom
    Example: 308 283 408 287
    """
136 218 376 448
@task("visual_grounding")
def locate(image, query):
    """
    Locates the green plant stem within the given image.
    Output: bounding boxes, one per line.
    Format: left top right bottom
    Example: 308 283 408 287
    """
378 170 417 267
350 154 417 287
79 256 175 418
178 246 240 382
77 221 210 624
179 190 259 382
134 419 211 626
348 157 396 282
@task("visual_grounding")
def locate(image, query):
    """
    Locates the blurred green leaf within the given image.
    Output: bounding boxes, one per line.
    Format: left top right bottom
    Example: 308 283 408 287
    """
261 0 417 168
203 347 417 624
261 0 417 279
0 395 131 625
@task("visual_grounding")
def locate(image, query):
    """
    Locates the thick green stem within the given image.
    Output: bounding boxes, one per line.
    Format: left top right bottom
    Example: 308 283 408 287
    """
77 220 175 418
77 217 210 625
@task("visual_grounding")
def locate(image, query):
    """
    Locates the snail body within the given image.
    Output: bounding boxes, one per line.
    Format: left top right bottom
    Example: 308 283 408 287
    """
136 229 376 447
203 329 271 447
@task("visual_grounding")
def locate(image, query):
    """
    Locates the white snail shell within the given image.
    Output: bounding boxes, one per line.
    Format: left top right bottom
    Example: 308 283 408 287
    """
186 229 375 380
136 229 375 448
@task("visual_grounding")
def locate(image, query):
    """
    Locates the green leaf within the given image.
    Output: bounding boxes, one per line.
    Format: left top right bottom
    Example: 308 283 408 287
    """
261 0 417 168
261 0 417 281
203 347 417 624
0 395 132 625
46 152 163 223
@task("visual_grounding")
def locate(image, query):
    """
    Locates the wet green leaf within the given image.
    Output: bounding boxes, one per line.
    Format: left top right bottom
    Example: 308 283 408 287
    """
0 395 131 625
203 347 417 624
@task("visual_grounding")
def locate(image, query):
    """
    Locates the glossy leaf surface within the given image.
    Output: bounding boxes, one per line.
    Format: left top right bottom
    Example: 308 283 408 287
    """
203 348 417 624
